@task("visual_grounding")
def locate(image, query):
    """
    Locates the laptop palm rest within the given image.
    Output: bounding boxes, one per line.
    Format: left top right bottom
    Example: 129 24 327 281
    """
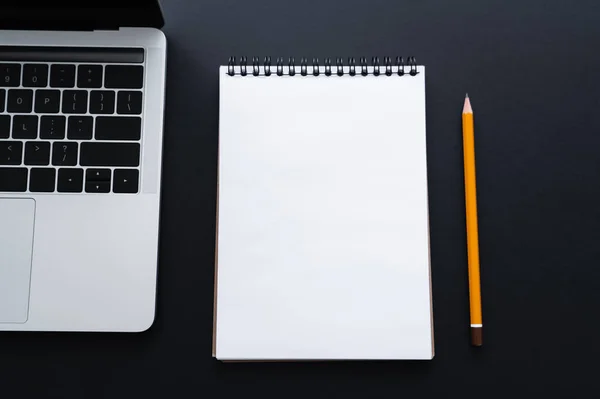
0 199 35 323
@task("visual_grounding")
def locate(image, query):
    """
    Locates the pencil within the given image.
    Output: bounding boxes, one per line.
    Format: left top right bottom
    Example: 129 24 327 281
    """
462 94 483 347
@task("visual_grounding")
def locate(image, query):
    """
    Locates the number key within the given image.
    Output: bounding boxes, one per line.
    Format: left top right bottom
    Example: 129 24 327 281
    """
0 64 21 87
23 64 48 87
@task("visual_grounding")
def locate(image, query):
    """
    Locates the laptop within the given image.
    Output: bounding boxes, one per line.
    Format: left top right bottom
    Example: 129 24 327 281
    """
0 2 167 332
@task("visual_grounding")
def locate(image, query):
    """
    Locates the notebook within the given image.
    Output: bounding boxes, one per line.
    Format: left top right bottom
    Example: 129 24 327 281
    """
213 56 433 361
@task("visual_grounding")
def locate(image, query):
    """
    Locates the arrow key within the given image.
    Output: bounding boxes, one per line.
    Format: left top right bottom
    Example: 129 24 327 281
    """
86 168 111 182
57 168 83 193
85 180 110 193
113 169 139 194
25 141 51 165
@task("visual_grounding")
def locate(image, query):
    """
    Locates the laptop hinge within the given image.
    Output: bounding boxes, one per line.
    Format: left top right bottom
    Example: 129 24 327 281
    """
0 4 164 31
0 25 117 32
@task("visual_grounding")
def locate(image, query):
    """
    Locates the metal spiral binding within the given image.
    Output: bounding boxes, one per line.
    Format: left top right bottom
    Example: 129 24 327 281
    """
227 56 420 77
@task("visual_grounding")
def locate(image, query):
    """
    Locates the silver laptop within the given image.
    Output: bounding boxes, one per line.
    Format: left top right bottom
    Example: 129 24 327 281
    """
0 2 167 332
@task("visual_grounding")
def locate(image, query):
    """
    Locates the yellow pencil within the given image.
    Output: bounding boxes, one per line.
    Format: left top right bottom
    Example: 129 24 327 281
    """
462 94 483 347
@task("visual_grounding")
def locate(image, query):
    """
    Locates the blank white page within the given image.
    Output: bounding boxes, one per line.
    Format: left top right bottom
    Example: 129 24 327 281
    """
215 65 433 360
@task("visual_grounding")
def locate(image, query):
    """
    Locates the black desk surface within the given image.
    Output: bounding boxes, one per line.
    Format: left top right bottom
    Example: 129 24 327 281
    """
3 0 600 396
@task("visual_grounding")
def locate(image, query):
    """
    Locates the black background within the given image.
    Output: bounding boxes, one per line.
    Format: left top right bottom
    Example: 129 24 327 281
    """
3 0 600 397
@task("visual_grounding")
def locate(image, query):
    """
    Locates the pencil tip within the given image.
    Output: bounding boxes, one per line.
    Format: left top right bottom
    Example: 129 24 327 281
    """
463 95 473 114
465 93 469 98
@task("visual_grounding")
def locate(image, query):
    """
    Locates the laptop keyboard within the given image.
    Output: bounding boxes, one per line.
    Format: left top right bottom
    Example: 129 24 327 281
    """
0 56 143 194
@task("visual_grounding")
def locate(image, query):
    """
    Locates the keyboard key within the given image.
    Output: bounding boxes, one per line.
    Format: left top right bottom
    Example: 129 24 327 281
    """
95 117 141 141
52 142 78 166
67 116 93 140
40 116 66 139
113 169 139 193
62 90 88 114
0 115 9 138
0 141 23 165
34 90 61 113
80 143 140 167
0 64 21 87
86 168 111 182
7 89 34 113
117 91 142 115
105 65 143 89
86 180 110 193
29 168 56 192
12 115 38 139
22 64 48 88
24 141 51 165
0 167 27 192
89 90 115 114
0 88 5 111
77 65 103 88
50 64 75 87
57 168 83 193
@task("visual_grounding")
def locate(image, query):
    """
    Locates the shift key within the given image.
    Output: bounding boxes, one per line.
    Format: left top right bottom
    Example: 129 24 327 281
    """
95 116 141 141
80 143 140 167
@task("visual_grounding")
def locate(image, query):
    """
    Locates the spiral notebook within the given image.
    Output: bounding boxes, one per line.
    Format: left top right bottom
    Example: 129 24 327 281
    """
213 57 433 361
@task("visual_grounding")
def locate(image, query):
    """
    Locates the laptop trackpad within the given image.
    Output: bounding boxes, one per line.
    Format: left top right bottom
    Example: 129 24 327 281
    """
0 199 35 323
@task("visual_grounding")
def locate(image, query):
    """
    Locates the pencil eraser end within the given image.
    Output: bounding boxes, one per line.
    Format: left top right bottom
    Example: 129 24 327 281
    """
471 327 483 346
